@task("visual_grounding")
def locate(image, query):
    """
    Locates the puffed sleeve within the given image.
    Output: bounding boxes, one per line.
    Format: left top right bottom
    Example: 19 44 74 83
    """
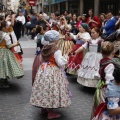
107 97 119 109
54 50 67 67
4 33 12 48
104 63 114 85
82 32 91 40
82 42 88 49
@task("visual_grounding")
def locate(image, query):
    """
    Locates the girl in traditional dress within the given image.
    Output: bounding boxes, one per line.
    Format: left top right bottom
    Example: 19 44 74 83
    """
32 25 44 85
0 21 24 88
67 23 91 75
93 60 120 120
30 30 71 119
57 16 74 60
76 27 103 87
90 41 115 119
5 14 23 67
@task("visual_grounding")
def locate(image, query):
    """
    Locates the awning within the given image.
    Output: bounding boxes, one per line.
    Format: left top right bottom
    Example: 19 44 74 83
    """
44 0 66 5
54 0 66 3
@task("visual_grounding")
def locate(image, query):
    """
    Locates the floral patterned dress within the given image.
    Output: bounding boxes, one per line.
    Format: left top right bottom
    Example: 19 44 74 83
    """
30 50 71 108
0 31 24 79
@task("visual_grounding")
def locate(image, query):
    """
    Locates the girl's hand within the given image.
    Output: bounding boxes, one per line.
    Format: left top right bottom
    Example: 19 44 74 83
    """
16 41 20 46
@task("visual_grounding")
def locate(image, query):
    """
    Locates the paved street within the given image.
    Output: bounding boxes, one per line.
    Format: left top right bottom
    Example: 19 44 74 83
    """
0 36 95 120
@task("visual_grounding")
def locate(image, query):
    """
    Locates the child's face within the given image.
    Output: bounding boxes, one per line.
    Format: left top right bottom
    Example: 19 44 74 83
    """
81 16 86 21
91 29 99 39
79 25 85 33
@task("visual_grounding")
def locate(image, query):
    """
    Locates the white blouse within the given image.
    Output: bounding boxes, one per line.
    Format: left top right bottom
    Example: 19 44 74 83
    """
104 63 114 85
54 50 67 67
70 32 91 41
2 32 12 46
82 37 102 49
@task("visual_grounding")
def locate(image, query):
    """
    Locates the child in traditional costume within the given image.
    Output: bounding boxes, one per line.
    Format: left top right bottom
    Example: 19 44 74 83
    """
0 21 24 88
91 41 115 119
77 27 103 87
93 59 120 120
57 16 74 60
30 30 71 119
67 23 91 75
6 14 23 67
32 26 44 85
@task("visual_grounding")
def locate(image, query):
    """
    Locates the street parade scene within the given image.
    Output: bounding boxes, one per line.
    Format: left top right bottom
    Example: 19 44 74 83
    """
0 0 120 120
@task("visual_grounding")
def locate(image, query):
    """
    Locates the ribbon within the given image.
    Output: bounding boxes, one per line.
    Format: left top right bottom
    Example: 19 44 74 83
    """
42 62 50 78
94 80 105 108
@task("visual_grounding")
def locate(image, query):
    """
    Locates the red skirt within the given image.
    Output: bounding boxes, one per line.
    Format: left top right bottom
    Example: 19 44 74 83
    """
67 44 83 70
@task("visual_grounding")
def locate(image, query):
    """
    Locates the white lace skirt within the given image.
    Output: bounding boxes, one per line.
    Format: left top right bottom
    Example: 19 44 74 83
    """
77 52 102 87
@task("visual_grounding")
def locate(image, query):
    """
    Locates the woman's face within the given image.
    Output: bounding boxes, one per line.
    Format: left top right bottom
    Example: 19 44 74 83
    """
100 15 105 21
73 15 76 20
88 10 93 16
91 29 99 39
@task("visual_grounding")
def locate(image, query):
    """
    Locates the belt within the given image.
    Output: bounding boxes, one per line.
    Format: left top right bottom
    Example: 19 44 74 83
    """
0 46 7 48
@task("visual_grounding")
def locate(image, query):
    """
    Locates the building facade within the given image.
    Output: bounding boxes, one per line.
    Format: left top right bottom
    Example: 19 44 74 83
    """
0 0 6 11
6 0 11 10
42 0 120 16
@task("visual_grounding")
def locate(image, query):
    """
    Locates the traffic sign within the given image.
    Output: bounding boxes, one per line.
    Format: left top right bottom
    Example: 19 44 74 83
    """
28 0 36 6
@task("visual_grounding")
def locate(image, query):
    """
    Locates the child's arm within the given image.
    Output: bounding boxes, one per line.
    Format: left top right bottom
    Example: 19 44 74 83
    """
69 33 77 40
74 42 88 54
54 50 67 67
109 107 120 115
